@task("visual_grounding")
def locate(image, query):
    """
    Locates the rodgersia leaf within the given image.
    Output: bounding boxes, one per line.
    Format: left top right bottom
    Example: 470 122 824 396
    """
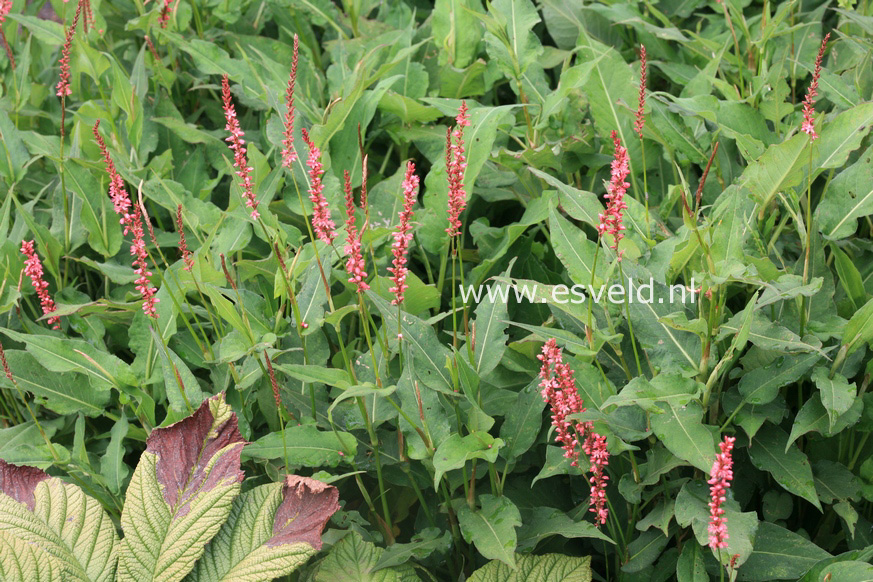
119 393 247 582
0 459 119 582
188 475 339 581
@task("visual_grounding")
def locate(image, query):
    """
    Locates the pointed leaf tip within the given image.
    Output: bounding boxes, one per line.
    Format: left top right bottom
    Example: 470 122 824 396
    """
269 475 340 551
148 392 246 515
0 458 49 510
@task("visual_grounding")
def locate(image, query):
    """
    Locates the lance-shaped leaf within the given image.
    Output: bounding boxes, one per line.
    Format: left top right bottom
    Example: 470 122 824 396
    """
119 393 247 582
188 475 340 581
0 459 119 582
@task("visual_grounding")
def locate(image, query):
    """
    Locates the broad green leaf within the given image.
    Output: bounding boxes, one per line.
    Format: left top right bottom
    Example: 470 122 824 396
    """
676 543 708 582
842 296 873 355
0 114 30 185
748 425 821 510
816 145 873 240
738 352 820 405
529 168 602 228
710 186 755 267
65 162 122 257
457 495 521 569
811 367 856 430
471 272 508 377
549 208 602 285
101 415 130 495
739 522 831 581
468 552 592 582
831 244 867 310
151 329 206 413
628 287 701 373
367 291 453 393
6 14 64 45
483 0 543 81
649 401 716 473
313 531 419 581
622 530 669 573
242 425 356 468
499 379 545 462
0 529 65 581
787 393 863 448
432 432 503 488
0 459 118 582
0 328 135 390
372 528 452 572
432 0 483 68
603 374 700 413
814 102 873 170
718 313 824 355
740 133 808 208
119 394 246 582
0 350 110 416
516 507 612 551
187 476 339 581
273 364 351 388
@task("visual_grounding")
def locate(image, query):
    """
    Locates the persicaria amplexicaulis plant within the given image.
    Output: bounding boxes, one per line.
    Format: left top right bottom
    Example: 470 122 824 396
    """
302 128 336 244
222 74 260 221
343 170 369 292
389 161 419 306
598 131 630 259
446 101 470 238
801 33 830 140
708 435 736 550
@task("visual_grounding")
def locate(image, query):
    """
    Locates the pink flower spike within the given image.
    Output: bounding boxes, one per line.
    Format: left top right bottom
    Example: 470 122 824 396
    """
388 161 418 306
177 205 194 271
598 131 630 260
281 35 300 168
301 128 336 244
20 240 61 329
0 0 12 25
708 435 736 550
343 170 369 293
446 101 470 237
93 121 159 318
222 74 260 220
56 1 82 98
800 33 830 141
635 45 647 140
538 339 609 526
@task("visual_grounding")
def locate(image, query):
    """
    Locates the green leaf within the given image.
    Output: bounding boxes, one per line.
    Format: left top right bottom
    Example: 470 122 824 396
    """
457 495 521 569
830 244 867 310
499 379 545 462
710 186 755 267
0 350 110 416
372 528 451 572
187 476 339 581
483 0 543 81
0 529 66 581
549 208 602 285
64 162 122 257
0 114 30 186
468 552 592 582
811 367 856 431
748 425 821 511
842 296 873 355
6 14 64 45
676 543 708 582
0 459 118 582
739 522 832 581
471 273 509 377
432 0 483 69
740 132 808 208
119 394 246 582
529 169 603 228
516 507 612 551
649 400 716 473
151 329 206 413
273 364 351 388
432 432 503 488
242 425 356 468
788 393 863 447
314 531 419 581
816 145 873 240
101 415 130 495
738 353 820 405
814 102 873 170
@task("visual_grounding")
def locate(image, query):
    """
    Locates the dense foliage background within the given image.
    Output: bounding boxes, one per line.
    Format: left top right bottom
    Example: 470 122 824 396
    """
2 0 873 580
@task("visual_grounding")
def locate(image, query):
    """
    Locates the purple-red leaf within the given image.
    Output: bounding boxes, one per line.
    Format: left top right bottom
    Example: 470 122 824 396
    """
0 458 49 510
269 475 340 550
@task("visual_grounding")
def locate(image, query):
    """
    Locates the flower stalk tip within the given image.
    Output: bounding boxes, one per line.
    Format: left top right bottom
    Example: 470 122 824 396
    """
56 1 83 98
301 128 336 244
708 435 736 550
176 205 194 271
598 131 630 259
538 339 610 525
221 74 260 220
20 240 61 330
281 34 300 168
389 161 419 306
635 45 647 139
446 101 470 238
801 33 830 141
343 170 369 293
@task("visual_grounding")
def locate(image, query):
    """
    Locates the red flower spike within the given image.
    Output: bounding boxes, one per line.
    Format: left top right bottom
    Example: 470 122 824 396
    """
221 74 260 220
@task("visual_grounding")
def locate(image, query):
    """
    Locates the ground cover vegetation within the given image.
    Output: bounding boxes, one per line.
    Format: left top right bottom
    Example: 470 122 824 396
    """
1 0 873 580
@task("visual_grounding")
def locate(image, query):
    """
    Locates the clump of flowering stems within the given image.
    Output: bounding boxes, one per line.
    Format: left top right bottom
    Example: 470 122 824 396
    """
301 128 336 244
176 205 194 271
389 162 419 309
281 34 300 168
93 121 159 318
799 33 830 339
343 171 369 293
20 240 61 330
538 339 610 526
221 75 260 221
0 0 14 69
635 45 650 239
708 435 736 551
